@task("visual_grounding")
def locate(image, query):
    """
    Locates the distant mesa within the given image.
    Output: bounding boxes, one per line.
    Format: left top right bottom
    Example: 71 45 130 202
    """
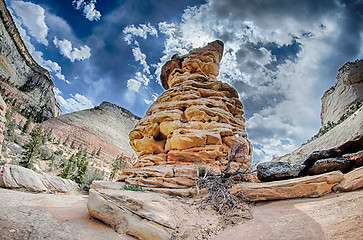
41 101 140 168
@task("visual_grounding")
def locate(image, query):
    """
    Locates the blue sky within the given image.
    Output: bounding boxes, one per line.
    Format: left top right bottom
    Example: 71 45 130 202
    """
5 0 363 163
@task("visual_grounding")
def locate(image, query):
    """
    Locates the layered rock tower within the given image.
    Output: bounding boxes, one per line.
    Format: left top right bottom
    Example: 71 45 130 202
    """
129 40 251 173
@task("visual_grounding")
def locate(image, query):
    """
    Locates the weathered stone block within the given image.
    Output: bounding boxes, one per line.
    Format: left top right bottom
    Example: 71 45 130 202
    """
230 171 344 201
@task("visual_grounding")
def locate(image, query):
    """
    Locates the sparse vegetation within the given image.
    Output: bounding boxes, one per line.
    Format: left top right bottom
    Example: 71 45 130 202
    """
63 136 70 146
19 126 45 170
109 154 124 180
21 116 32 134
96 147 101 156
304 101 362 145
195 137 252 224
122 184 143 191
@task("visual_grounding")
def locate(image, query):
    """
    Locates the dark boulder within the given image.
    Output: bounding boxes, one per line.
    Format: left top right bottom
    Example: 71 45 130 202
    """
298 148 342 176
337 134 363 155
307 157 352 175
257 162 304 182
343 150 363 167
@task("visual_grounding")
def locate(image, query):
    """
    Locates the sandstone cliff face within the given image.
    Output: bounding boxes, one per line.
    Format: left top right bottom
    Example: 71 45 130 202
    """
129 40 251 170
275 60 363 165
321 60 363 127
41 101 139 163
0 0 61 122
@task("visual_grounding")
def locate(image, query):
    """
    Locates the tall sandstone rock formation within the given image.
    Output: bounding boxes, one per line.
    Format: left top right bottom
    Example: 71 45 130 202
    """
0 0 61 122
123 41 251 191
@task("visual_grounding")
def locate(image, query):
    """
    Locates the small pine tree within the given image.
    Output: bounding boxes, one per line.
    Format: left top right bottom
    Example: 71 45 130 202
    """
109 155 124 181
1 140 7 152
21 116 32 134
18 120 23 129
20 126 44 169
5 119 16 142
74 150 88 184
60 154 76 179
5 108 16 142
49 153 56 171
63 136 70 146
70 140 75 149
44 128 53 142
96 147 101 156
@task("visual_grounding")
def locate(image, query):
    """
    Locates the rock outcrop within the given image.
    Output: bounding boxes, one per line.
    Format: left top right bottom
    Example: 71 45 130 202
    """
0 0 61 122
42 101 139 164
230 171 344 201
87 181 223 239
259 135 363 182
129 40 251 172
333 166 363 192
275 60 363 165
256 162 303 182
321 59 363 127
0 164 79 193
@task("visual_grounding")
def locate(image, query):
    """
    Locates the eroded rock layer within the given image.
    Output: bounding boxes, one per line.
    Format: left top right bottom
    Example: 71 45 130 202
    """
129 40 251 171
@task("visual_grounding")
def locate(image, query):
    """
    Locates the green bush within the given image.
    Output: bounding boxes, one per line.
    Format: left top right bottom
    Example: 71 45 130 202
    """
122 184 143 191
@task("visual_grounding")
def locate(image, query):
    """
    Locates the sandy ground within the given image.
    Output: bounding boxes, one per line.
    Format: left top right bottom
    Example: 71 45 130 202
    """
0 187 362 240
0 188 130 240
213 190 363 240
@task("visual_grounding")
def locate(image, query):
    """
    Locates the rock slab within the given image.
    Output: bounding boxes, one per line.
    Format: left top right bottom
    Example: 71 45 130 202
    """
230 171 344 201
0 164 79 193
333 166 363 192
88 181 222 239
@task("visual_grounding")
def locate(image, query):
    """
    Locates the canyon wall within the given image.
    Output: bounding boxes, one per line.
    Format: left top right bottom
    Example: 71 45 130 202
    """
0 0 61 122
321 60 363 127
275 60 363 165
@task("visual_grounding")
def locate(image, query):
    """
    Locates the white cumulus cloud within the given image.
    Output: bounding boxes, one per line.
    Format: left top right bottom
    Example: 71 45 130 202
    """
150 0 362 164
132 47 150 74
9 10 68 84
72 0 101 21
53 37 91 62
123 23 158 45
54 87 94 113
127 79 142 92
10 0 49 45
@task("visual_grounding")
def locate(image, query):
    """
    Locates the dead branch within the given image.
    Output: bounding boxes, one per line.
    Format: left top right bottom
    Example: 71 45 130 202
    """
195 136 252 224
